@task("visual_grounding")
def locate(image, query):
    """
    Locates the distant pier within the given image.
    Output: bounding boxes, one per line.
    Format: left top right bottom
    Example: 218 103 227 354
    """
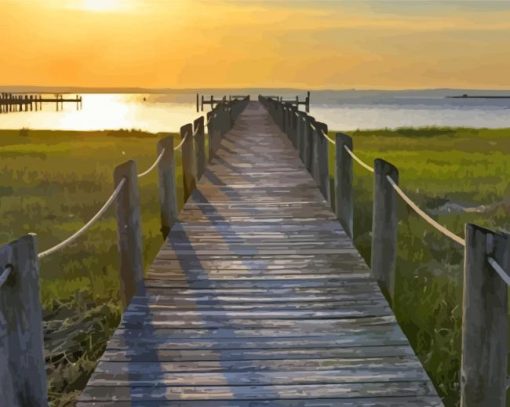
0 93 83 113
448 94 510 99
196 92 311 112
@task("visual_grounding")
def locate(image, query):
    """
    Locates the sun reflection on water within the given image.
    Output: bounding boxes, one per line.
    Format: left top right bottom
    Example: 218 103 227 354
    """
0 93 199 133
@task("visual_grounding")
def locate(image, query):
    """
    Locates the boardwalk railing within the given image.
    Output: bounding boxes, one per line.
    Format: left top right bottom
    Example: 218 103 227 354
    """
259 95 510 407
0 96 249 406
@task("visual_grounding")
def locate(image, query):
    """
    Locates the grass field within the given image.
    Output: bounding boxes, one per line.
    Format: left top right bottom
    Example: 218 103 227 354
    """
1 126 508 405
0 128 184 405
329 126 510 406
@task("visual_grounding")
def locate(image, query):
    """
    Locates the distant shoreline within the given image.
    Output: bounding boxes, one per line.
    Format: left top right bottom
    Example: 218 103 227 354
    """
448 94 510 99
3 86 510 95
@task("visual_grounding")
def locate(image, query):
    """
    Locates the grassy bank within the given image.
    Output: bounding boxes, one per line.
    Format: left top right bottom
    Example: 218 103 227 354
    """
1 126 508 405
327 127 510 406
0 128 183 405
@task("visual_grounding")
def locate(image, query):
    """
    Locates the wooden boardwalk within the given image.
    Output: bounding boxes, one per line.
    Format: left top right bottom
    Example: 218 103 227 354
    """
79 102 442 405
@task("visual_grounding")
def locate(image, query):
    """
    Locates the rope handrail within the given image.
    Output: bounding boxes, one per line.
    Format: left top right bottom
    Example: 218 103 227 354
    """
322 132 336 145
0 264 13 288
38 178 126 259
488 256 510 285
174 131 189 151
318 128 336 145
344 145 375 173
385 175 466 247
138 148 165 178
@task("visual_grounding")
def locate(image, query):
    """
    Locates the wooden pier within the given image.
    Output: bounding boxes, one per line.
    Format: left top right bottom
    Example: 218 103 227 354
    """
78 102 441 405
0 93 82 113
197 94 251 112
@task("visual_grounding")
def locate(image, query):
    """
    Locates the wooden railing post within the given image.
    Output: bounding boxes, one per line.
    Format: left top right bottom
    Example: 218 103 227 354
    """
371 159 398 301
220 106 225 135
0 235 48 406
279 105 284 131
303 117 314 173
288 107 294 146
315 122 330 202
335 133 353 238
297 112 306 163
114 160 144 308
461 224 509 407
194 116 206 180
157 136 178 239
207 111 215 161
289 107 298 147
181 123 196 201
310 120 321 182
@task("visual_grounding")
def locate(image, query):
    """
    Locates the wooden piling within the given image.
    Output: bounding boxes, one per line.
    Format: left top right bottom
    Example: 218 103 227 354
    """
181 124 196 201
315 122 330 202
114 160 144 308
157 136 179 239
304 117 314 173
461 224 509 407
371 159 398 301
335 133 354 238
194 116 206 180
0 234 48 406
207 111 215 161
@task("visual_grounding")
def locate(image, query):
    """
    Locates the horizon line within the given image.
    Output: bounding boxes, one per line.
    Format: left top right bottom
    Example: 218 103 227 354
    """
2 85 510 93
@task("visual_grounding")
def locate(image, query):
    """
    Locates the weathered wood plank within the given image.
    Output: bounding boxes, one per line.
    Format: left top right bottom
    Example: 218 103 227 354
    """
77 397 443 407
88 367 429 386
114 160 145 308
0 235 48 406
79 382 437 401
93 356 421 374
81 101 441 405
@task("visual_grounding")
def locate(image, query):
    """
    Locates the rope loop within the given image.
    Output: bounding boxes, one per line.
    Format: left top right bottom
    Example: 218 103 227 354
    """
38 178 126 259
138 148 165 178
344 145 375 173
385 175 465 246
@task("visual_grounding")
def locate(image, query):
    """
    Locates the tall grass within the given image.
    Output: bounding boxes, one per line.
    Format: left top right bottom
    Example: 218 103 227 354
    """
328 126 510 406
1 126 508 405
0 129 184 406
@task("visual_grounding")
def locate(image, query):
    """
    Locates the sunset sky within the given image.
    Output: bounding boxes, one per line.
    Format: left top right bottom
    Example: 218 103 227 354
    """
2 0 510 89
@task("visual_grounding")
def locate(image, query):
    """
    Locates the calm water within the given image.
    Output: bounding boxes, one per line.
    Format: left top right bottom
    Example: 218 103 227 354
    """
1 90 510 132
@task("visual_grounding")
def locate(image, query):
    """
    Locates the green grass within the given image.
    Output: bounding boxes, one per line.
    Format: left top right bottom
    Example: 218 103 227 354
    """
1 126 508 406
0 128 185 406
327 126 510 406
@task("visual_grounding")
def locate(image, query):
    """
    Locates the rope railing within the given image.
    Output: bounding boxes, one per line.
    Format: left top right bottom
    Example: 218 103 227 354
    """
316 126 465 246
206 113 215 127
37 178 126 259
1 95 252 407
34 96 248 261
385 175 466 247
174 130 189 151
321 129 336 145
138 148 165 178
0 264 13 288
260 93 510 404
488 256 510 285
344 145 375 173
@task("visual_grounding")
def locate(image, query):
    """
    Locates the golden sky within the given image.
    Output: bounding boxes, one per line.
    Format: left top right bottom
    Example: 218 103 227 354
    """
2 0 510 89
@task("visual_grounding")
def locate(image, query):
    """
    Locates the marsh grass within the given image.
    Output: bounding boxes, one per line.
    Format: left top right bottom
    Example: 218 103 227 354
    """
328 126 510 406
0 129 184 406
1 126 509 405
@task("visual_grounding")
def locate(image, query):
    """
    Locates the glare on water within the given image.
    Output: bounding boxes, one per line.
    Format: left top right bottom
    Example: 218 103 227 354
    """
0 94 199 133
1 90 510 132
